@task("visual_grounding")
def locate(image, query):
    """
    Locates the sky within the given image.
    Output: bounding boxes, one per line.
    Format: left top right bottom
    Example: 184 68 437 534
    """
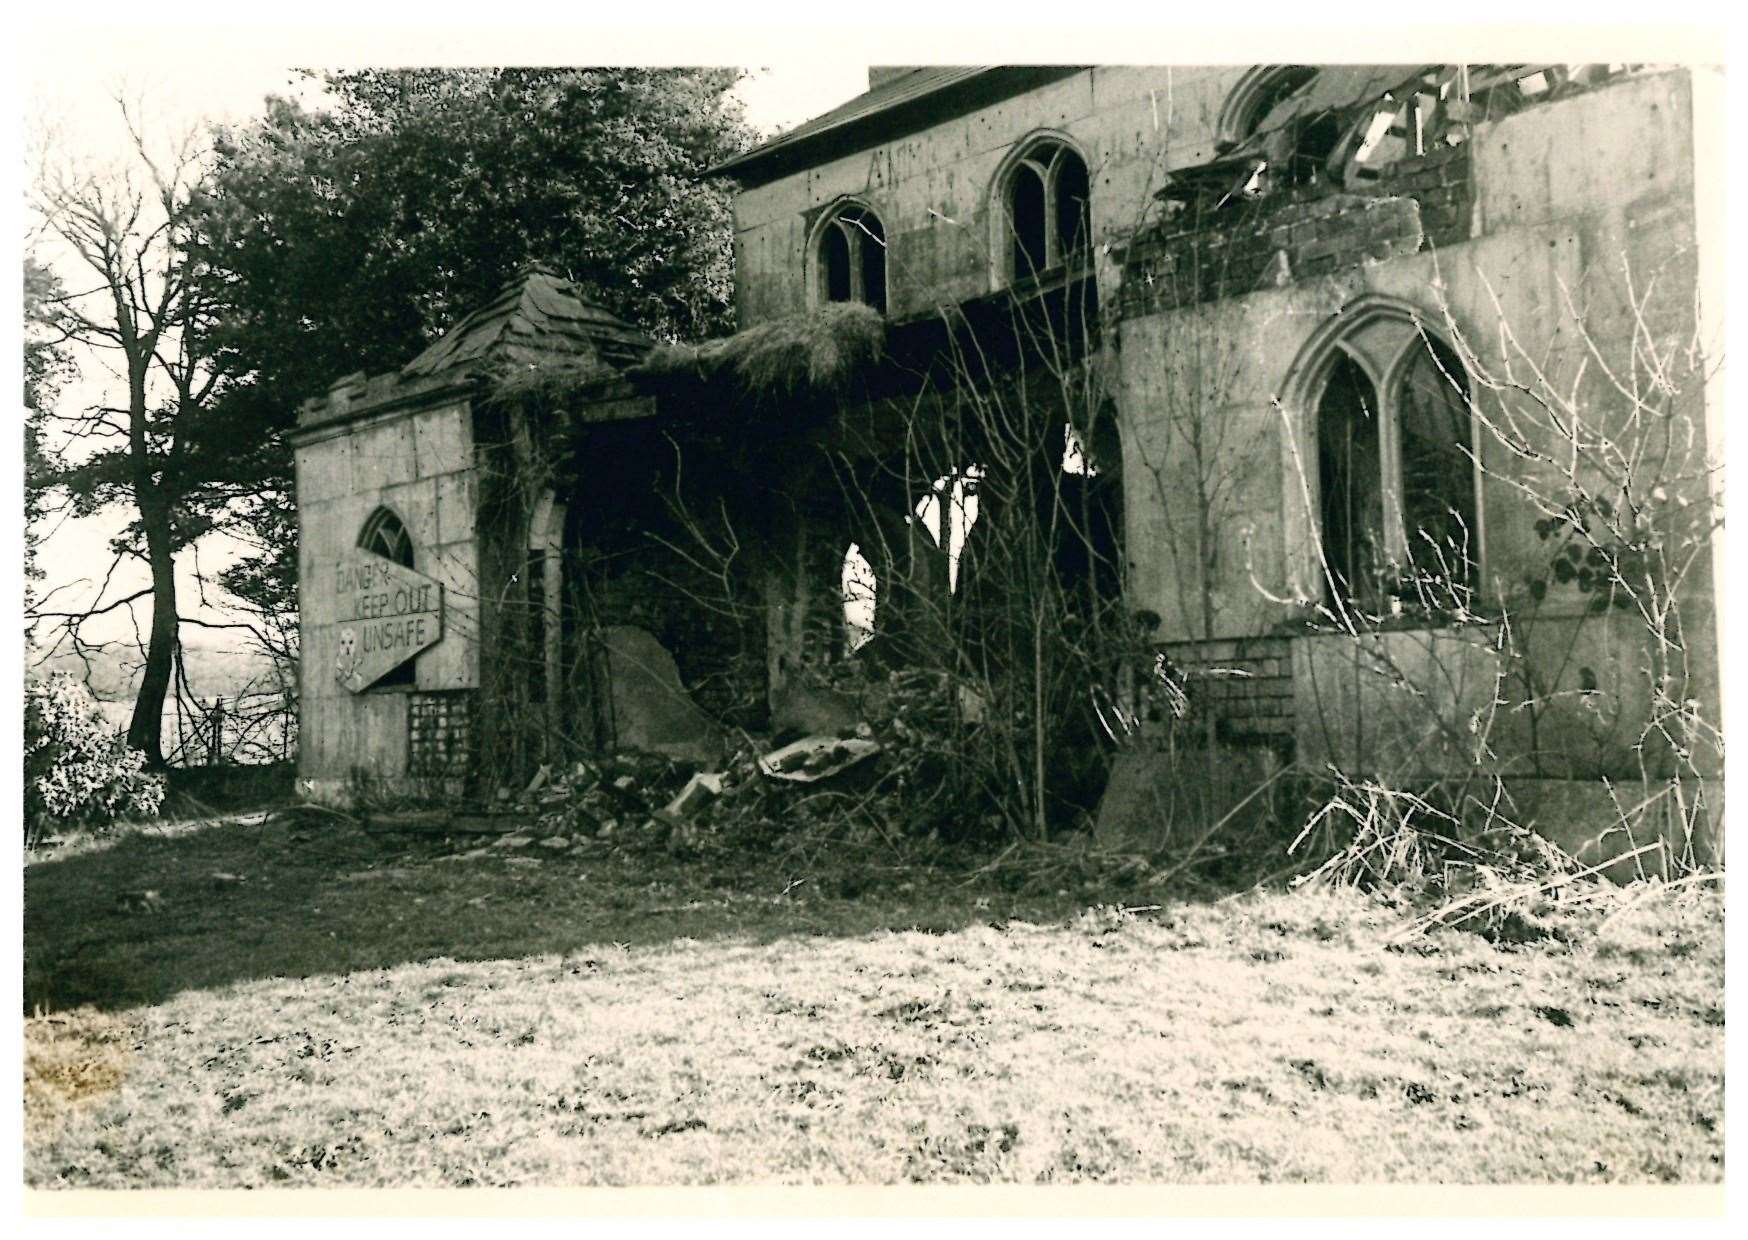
20 29 873 693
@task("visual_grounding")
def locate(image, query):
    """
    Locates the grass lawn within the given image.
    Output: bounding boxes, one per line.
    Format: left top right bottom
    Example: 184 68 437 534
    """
23 811 1724 1187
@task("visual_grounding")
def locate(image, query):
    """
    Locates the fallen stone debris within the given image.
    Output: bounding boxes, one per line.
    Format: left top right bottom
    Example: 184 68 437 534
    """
342 667 989 862
269 668 1195 902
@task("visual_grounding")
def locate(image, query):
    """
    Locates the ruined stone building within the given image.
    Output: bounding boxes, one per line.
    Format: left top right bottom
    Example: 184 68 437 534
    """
291 64 1722 862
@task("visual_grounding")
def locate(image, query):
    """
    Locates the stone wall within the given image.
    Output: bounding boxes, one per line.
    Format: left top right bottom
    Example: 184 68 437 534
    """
730 66 1242 327
1119 144 1472 318
1160 636 1293 744
1114 69 1717 779
1117 70 1705 625
293 398 482 802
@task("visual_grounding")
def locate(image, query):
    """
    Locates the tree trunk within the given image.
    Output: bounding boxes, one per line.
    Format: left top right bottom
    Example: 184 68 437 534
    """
126 476 180 767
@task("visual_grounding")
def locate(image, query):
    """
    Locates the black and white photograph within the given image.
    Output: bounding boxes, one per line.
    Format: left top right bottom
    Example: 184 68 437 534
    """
14 10 1729 1216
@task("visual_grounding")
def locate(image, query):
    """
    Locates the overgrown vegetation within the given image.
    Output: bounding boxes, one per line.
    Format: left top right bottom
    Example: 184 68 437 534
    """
631 300 885 398
24 674 166 847
1271 252 1723 917
455 76 1723 930
1112 69 1727 915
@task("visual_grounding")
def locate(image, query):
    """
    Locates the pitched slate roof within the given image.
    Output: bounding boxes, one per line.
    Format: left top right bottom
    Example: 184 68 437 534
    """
712 66 1087 185
401 262 654 382
296 265 657 435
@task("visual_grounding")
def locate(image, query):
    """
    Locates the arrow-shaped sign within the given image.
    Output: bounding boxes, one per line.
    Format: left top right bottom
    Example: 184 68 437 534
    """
331 554 445 693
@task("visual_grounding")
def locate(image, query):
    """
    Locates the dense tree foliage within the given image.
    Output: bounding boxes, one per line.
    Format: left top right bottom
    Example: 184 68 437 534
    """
200 68 754 430
193 67 756 640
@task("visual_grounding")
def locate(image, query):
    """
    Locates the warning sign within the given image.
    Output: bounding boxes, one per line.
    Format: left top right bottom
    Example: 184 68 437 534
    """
331 554 444 692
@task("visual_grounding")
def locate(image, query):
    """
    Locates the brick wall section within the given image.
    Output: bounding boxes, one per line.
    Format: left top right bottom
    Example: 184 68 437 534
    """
1362 142 1472 251
408 690 476 778
1119 144 1473 317
1160 636 1294 743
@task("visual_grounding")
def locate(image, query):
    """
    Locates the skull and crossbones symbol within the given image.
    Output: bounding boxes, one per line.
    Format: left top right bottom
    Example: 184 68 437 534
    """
335 626 363 689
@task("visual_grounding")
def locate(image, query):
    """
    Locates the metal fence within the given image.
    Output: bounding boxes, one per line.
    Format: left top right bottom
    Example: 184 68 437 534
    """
163 686 298 767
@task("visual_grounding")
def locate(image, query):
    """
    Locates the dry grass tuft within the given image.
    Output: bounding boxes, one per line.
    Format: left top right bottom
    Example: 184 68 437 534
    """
632 302 884 398
25 1010 139 1142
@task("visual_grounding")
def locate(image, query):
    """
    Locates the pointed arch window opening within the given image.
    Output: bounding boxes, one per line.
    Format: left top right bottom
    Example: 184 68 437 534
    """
910 466 983 594
359 507 415 568
817 204 888 314
1304 325 1482 613
1004 140 1091 284
357 507 416 687
1316 355 1386 607
841 542 877 653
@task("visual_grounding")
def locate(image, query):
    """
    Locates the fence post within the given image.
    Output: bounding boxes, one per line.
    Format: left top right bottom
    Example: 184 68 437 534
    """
208 696 226 766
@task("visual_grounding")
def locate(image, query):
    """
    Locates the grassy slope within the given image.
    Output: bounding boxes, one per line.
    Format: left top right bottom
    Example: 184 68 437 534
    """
24 815 1724 1187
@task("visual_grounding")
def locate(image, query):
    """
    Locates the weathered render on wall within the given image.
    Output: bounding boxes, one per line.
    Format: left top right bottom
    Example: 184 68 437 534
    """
294 387 483 802
732 67 1245 326
1114 68 1715 779
289 66 1718 853
728 66 1717 783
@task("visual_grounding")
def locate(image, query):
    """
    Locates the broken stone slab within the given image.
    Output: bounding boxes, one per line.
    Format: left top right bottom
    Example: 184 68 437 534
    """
537 836 574 850
662 772 727 819
599 625 727 764
495 834 537 849
771 679 862 738
1094 746 1282 849
361 810 451 835
758 735 881 783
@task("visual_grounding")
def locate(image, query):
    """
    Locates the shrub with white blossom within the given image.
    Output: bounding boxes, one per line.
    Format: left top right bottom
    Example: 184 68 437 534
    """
24 674 166 844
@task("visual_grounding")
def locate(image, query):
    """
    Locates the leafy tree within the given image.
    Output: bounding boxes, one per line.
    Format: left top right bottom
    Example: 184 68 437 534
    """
199 67 752 425
193 66 756 661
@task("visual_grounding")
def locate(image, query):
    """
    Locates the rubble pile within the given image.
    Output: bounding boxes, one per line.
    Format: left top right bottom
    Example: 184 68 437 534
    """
521 750 694 844
482 666 994 857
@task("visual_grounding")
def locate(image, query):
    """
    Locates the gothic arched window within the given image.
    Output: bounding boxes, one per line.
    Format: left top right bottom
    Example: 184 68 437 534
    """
1295 309 1481 610
357 506 416 686
359 506 414 568
1000 138 1091 284
814 202 887 314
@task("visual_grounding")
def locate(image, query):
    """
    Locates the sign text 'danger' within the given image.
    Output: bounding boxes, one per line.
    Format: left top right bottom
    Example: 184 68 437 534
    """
332 554 445 692
336 559 440 622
